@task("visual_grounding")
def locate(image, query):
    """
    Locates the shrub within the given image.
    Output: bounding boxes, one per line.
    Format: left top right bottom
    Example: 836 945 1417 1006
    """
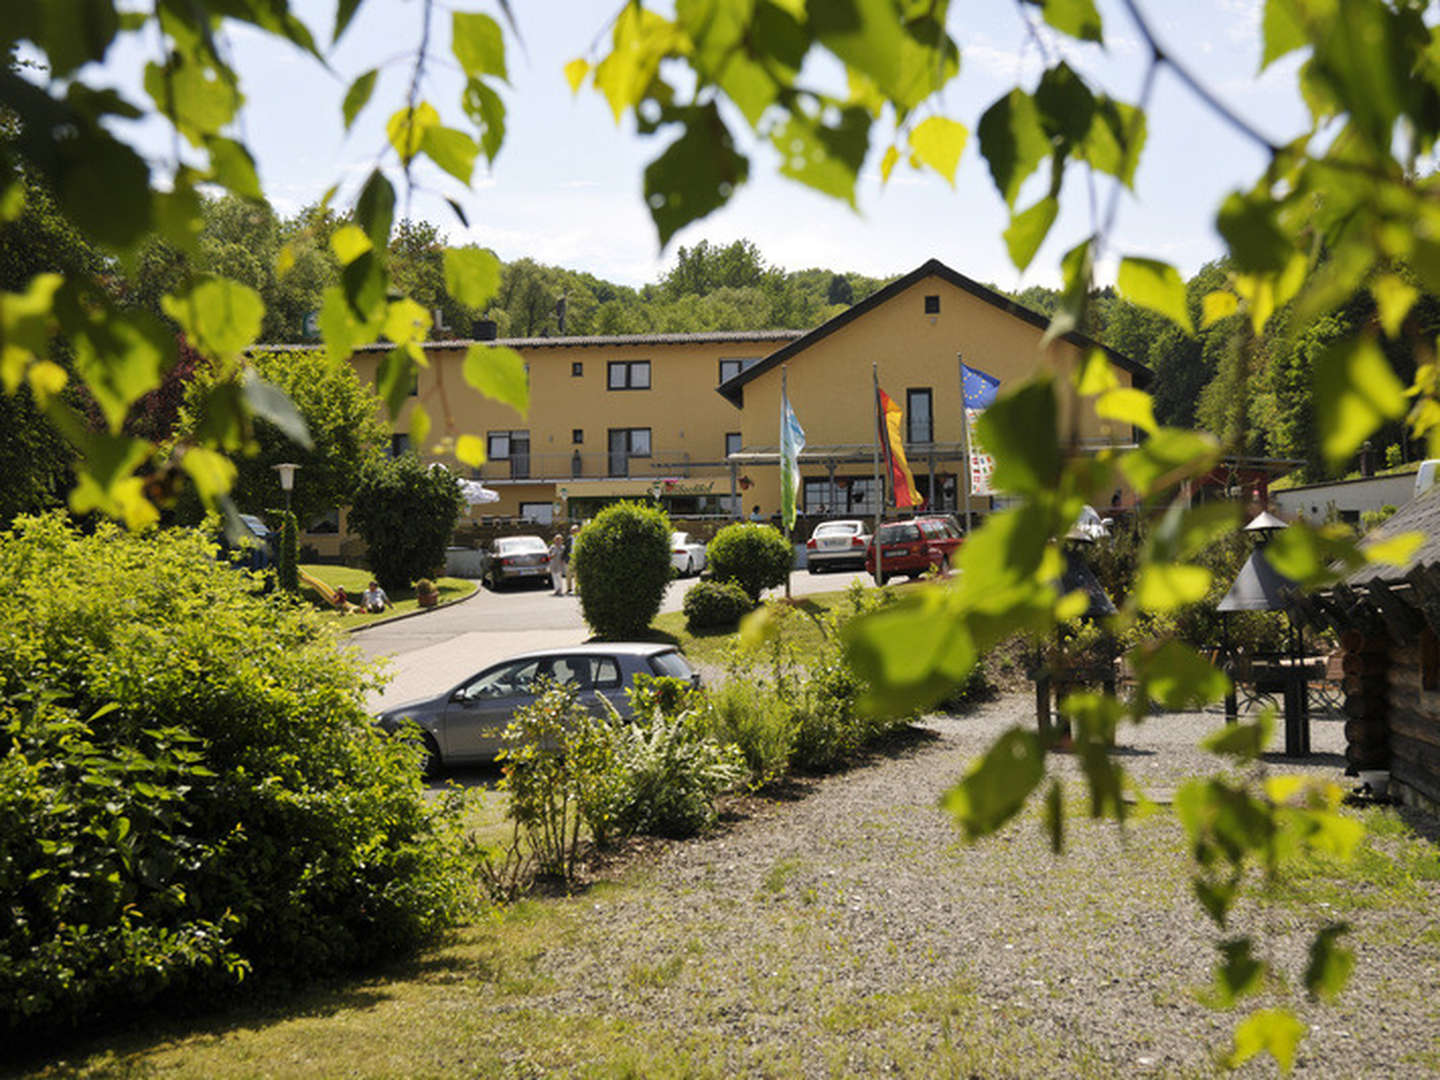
573 501 672 639
682 578 753 631
0 515 471 1039
347 454 465 593
608 708 746 838
702 678 796 787
270 506 298 593
499 686 595 879
706 523 793 601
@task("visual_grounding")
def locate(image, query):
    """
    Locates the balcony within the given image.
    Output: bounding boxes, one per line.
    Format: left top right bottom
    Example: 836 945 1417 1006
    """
468 448 729 484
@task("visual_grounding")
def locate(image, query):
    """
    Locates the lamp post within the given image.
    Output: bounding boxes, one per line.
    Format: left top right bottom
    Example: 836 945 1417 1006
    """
273 462 300 513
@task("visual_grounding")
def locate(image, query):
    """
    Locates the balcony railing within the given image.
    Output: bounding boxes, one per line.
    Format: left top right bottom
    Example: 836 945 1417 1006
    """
469 448 729 483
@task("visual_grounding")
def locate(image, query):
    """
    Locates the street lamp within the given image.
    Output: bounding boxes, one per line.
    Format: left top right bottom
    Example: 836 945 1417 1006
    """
273 462 300 513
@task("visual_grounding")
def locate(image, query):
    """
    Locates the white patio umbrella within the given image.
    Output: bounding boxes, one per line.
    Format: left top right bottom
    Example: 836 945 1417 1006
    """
457 478 501 505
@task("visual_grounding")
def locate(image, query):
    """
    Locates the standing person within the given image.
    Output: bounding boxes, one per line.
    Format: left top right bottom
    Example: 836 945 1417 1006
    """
564 523 580 594
548 533 565 595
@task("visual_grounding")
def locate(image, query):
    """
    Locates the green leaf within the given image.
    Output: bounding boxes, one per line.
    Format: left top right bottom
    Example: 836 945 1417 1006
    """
67 432 157 529
1212 937 1266 1008
462 78 507 164
565 58 589 93
143 56 240 144
1366 531 1424 567
940 727 1045 841
410 400 431 449
1134 563 1211 612
907 116 968 186
1082 97 1145 188
1304 923 1354 1002
973 379 1060 494
342 250 388 322
1261 0 1307 69
1201 290 1239 328
334 0 364 43
386 102 441 164
330 224 373 265
1136 640 1230 709
205 137 262 200
179 446 238 503
384 298 432 347
452 11 508 80
1034 62 1095 144
1119 428 1222 496
977 89 1050 208
456 434 486 467
1117 257 1193 334
593 6 686 122
242 373 313 450
342 69 378 131
1074 347 1119 396
1314 336 1407 468
1003 197 1058 271
1217 191 1293 274
421 125 479 185
1226 1008 1306 1072
463 343 530 417
444 247 501 309
318 283 383 365
810 0 907 106
1043 779 1064 854
1202 711 1275 763
651 104 751 245
1036 0 1103 43
1262 522 1365 588
354 170 395 250
1146 499 1241 563
1095 386 1158 434
30 0 120 77
1371 274 1418 338
772 105 868 209
64 306 174 433
844 589 977 713
161 277 264 360
1 273 63 392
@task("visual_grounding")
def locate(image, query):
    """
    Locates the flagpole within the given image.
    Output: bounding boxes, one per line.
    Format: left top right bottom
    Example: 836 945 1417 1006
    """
959 353 972 533
782 365 792 601
872 363 883 585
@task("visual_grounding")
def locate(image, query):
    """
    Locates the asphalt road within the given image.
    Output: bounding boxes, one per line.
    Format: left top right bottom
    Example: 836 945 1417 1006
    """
353 564 874 713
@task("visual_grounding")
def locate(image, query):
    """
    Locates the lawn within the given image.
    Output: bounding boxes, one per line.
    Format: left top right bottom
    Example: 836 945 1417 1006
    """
299 563 478 630
650 586 869 667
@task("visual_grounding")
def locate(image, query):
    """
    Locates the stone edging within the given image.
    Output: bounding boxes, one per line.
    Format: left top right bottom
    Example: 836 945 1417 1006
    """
345 580 483 633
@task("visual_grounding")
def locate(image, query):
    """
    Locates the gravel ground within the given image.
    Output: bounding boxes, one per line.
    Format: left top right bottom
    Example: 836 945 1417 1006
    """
506 695 1440 1078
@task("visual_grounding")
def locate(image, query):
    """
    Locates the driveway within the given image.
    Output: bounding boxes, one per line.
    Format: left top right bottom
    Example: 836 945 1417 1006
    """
353 566 873 712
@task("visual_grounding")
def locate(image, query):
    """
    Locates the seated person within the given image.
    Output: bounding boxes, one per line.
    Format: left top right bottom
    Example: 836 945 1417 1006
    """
361 580 391 613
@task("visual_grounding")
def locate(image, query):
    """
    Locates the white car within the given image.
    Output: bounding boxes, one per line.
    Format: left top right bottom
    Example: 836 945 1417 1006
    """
670 531 707 577
806 519 871 573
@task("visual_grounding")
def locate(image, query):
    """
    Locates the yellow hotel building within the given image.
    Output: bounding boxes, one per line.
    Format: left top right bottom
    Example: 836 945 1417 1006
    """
322 259 1149 550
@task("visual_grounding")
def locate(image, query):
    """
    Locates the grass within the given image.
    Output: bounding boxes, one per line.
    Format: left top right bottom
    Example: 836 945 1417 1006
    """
1269 458 1419 491
649 586 863 667
299 563 478 630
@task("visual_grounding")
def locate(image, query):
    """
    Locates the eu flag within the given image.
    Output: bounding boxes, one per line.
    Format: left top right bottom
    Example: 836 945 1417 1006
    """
962 364 1000 408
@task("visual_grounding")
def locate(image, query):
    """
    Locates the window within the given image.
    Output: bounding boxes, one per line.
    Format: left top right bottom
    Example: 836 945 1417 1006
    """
519 501 552 524
488 430 530 478
608 360 650 390
607 428 651 476
718 357 761 384
571 361 583 377
306 509 339 534
907 388 933 444
409 371 419 396
389 433 411 457
924 294 940 314
572 428 584 444
725 432 742 458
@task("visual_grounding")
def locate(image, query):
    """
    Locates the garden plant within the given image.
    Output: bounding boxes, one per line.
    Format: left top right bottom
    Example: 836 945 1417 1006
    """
572 501 673 639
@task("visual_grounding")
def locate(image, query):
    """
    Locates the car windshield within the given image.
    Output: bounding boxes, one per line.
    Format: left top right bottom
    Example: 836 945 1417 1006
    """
648 650 696 681
814 522 860 537
670 533 689 546
878 523 920 543
498 537 546 554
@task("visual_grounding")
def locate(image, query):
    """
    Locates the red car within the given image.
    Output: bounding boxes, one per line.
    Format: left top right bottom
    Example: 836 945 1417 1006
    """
865 516 964 585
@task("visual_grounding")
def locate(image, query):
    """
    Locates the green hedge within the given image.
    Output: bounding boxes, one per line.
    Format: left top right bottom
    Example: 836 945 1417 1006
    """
682 579 753 631
706 523 792 601
0 515 471 1039
574 502 672 638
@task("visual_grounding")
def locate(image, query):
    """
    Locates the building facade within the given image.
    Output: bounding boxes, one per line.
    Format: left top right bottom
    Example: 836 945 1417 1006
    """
306 259 1149 554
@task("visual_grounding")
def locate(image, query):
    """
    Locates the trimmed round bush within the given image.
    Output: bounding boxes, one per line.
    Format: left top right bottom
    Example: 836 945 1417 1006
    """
706 522 793 601
0 515 470 1040
347 454 466 593
574 501 672 638
683 579 754 631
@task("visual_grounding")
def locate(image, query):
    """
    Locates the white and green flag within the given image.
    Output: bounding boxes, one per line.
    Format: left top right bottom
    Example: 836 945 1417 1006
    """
779 380 806 532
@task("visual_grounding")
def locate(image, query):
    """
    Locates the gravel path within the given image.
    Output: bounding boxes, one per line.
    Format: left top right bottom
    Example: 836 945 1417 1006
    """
509 695 1440 1077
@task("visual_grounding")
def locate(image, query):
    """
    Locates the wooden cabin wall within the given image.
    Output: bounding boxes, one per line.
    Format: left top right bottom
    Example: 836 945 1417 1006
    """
1386 641 1440 809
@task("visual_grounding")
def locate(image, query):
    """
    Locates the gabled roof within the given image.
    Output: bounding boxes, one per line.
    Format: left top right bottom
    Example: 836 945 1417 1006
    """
716 258 1152 406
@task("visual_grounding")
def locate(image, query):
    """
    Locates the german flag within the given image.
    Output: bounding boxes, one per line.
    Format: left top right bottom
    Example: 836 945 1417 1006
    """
876 387 922 509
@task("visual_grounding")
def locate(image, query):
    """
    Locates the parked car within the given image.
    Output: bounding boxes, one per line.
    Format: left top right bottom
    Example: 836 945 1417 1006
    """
482 535 550 590
375 643 701 771
805 519 871 573
865 516 964 585
670 531 708 577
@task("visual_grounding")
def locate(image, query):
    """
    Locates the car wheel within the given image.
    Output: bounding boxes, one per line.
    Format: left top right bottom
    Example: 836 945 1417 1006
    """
420 733 442 779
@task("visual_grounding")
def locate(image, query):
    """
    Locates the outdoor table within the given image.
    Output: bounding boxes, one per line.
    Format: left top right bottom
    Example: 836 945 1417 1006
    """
1222 655 1323 757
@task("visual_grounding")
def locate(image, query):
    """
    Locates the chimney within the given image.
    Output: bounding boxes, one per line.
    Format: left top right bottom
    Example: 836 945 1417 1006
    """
555 294 568 334
476 319 498 341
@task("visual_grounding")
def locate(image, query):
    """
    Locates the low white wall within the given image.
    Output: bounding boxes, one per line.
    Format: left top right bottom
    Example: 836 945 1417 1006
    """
1271 473 1415 523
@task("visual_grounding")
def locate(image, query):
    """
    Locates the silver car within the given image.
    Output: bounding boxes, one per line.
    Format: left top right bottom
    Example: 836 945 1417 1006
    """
805 519 871 572
376 643 701 771
483 535 551 590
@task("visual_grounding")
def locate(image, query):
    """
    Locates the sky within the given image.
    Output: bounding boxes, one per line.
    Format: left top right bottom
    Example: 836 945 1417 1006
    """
92 0 1311 291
